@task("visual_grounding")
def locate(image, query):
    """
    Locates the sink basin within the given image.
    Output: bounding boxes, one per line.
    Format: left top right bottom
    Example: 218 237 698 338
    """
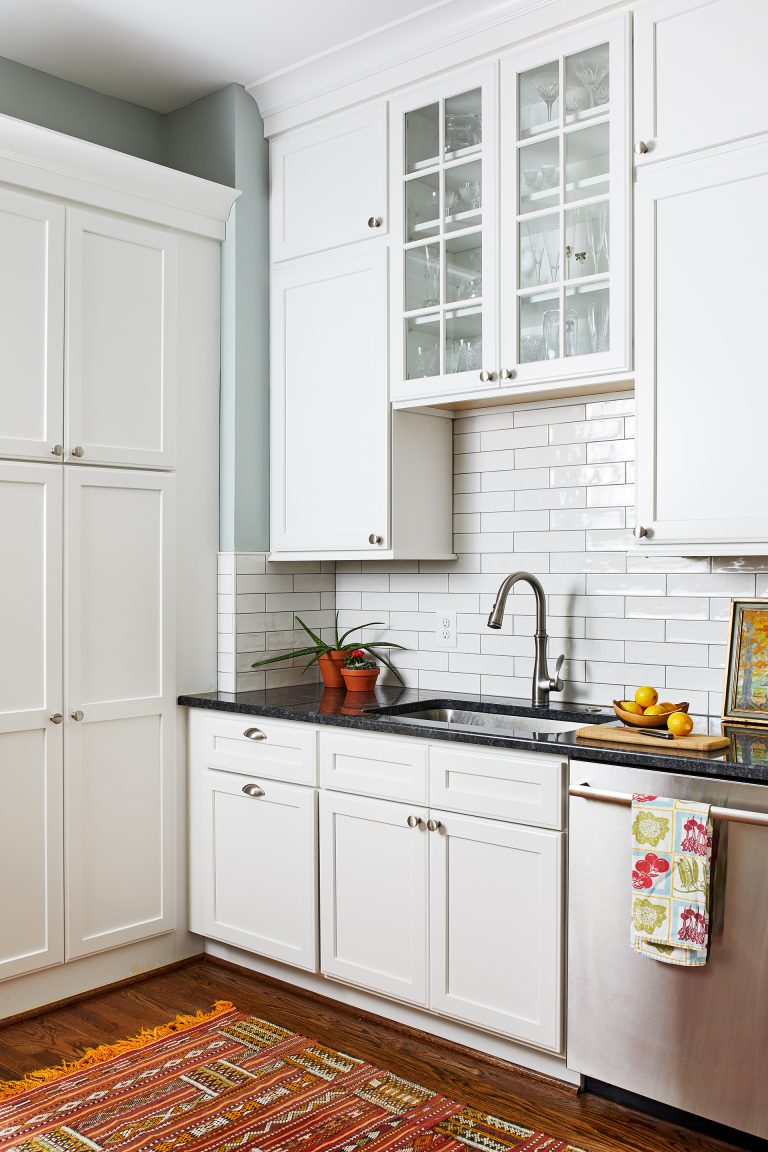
365 701 610 740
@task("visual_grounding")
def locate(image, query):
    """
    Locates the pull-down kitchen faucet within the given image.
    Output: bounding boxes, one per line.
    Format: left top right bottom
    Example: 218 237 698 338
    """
487 571 565 707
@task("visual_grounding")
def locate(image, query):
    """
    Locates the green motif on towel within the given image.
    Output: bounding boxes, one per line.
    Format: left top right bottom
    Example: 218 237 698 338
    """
647 942 675 955
633 898 667 934
632 811 670 847
676 856 706 894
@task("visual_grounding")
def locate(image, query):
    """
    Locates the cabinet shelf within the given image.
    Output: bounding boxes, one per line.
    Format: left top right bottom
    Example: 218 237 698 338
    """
409 208 481 237
409 143 482 174
517 274 609 300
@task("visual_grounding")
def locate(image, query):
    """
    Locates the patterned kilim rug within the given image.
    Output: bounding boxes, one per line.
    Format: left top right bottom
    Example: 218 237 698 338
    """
0 1001 589 1152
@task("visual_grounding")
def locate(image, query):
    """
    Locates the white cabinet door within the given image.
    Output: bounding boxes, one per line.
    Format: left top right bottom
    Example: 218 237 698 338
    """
635 141 768 550
190 768 318 971
66 210 177 470
0 190 64 461
429 810 563 1051
635 0 768 165
0 462 63 978
319 790 428 1005
271 245 389 553
64 468 175 957
271 102 388 262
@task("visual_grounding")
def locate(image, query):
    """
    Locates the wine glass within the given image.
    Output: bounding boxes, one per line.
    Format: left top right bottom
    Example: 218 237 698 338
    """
544 228 561 284
525 223 545 285
586 205 608 274
573 60 608 108
587 302 610 353
467 248 482 299
459 180 482 210
422 246 440 306
532 74 560 123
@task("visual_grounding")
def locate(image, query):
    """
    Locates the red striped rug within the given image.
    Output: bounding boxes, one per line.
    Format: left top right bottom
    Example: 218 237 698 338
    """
0 1001 588 1151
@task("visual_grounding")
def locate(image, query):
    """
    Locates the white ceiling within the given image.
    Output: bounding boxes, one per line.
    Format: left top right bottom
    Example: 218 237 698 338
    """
0 0 455 114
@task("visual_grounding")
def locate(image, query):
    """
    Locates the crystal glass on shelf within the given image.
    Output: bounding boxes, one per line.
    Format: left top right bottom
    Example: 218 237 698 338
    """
532 75 560 123
543 308 577 359
565 92 583 116
525 223 546 285
520 334 546 363
586 205 608 275
573 60 608 108
414 344 438 376
544 230 561 283
587 302 609 353
445 113 481 153
423 246 440 306
458 180 482 210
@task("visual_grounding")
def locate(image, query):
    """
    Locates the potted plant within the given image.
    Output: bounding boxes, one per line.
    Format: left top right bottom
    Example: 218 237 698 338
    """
251 612 405 688
341 650 380 693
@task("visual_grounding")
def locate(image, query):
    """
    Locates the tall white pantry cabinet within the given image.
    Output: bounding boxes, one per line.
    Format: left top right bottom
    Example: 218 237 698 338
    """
0 114 238 1015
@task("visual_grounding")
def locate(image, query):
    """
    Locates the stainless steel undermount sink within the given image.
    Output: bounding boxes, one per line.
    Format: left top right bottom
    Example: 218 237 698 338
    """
365 701 611 740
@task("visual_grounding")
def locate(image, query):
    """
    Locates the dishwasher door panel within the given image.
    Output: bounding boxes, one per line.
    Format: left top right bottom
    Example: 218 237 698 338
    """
567 760 768 1139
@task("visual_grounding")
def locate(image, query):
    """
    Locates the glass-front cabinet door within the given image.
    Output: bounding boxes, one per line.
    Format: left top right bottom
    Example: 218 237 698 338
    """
390 66 498 402
500 18 629 384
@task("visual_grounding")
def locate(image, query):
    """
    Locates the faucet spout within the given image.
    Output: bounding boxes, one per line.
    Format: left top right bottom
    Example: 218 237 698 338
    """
486 571 565 707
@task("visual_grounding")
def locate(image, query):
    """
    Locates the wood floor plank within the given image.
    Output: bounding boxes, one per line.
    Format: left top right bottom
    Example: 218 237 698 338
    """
0 957 748 1152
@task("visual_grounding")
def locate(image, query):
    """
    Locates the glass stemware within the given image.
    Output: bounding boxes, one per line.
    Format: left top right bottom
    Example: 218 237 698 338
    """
587 302 610 353
573 60 608 108
423 247 440 306
544 230 561 284
458 180 482 210
586 205 608 274
525 223 546 285
532 75 560 122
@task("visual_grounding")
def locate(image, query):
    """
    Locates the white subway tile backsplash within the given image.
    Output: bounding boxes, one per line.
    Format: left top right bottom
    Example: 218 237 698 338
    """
515 530 586 553
625 641 709 668
482 467 549 492
480 426 548 452
481 510 550 533
516 486 586 510
549 417 625 445
587 438 634 464
515 402 585 426
551 463 624 488
550 507 625 531
588 618 666 642
587 483 634 507
517 443 586 469
666 573 756 597
585 397 634 418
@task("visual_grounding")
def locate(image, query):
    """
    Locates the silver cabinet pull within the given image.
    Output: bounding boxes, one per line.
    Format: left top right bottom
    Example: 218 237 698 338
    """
51 444 64 456
71 446 85 458
71 710 84 722
634 140 649 155
499 368 515 381
479 369 496 382
406 815 422 829
243 727 266 741
570 783 768 828
49 713 63 724
368 534 383 545
427 818 442 833
633 525 648 539
242 783 265 798
367 216 383 228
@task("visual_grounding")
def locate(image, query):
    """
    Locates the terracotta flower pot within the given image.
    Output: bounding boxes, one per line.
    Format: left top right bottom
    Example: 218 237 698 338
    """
318 650 347 688
341 666 380 693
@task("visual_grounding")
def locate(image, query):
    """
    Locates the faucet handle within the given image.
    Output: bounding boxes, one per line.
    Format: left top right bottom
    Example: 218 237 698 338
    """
551 653 566 692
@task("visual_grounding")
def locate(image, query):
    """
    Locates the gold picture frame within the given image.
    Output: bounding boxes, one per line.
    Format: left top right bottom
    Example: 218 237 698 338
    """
722 598 768 725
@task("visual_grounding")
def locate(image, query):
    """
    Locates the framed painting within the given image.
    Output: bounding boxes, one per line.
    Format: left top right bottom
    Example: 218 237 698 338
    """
723 599 768 725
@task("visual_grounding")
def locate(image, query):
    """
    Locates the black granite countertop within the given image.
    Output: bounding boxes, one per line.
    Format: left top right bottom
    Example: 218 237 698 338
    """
178 684 768 785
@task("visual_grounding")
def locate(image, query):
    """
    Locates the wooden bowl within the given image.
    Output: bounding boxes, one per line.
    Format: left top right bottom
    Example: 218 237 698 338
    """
612 700 690 728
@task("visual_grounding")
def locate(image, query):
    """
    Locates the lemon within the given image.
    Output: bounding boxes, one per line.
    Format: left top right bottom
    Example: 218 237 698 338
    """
658 702 677 713
667 711 693 737
620 700 644 715
644 704 665 716
635 685 658 709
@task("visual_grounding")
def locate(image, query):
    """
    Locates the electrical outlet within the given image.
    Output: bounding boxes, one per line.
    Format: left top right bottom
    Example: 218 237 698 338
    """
434 609 457 649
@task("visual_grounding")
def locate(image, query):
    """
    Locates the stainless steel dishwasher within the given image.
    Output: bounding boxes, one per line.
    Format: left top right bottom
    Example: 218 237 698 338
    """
567 759 768 1139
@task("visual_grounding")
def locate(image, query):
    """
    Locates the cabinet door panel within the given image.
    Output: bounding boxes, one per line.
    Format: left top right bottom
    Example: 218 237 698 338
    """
635 0 768 164
319 791 428 1005
65 468 174 957
66 210 177 469
190 769 318 970
429 811 563 1051
271 103 387 261
271 246 389 553
0 190 64 460
636 144 768 548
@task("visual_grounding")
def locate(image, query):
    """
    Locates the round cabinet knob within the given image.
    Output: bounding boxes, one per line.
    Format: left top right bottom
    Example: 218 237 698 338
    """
367 216 383 229
368 534 383 545
499 368 516 381
70 710 84 722
243 727 266 741
71 446 85 458
426 818 442 833
634 140 649 155
49 713 63 724
479 369 496 383
406 815 422 829
242 783 265 798
633 525 649 539
51 444 64 457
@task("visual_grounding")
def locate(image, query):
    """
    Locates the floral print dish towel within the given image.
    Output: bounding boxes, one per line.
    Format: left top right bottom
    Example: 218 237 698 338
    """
630 794 713 966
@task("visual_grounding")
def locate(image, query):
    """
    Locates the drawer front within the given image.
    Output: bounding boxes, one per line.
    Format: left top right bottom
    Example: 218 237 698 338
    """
319 730 427 803
428 744 564 829
190 710 317 785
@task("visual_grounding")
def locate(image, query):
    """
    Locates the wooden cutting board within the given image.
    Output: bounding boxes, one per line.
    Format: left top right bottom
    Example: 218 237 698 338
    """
575 723 730 752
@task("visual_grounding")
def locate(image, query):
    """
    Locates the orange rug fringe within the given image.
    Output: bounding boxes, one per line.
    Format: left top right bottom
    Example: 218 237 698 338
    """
0 1000 235 1103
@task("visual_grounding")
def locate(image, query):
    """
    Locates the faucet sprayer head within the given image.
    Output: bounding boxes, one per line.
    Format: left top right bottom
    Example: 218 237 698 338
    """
487 603 504 629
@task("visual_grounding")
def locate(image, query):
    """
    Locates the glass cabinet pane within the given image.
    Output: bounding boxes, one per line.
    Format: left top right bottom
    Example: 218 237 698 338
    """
445 308 482 374
446 233 482 303
518 61 560 139
405 243 441 311
405 315 440 379
565 122 609 203
405 103 439 173
565 283 610 356
405 173 440 241
565 204 609 278
565 44 609 119
445 89 482 158
519 290 558 363
445 159 482 231
519 214 560 289
518 137 560 213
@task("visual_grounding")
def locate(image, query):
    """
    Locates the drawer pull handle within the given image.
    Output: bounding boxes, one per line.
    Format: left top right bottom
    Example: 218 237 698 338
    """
427 818 442 833
242 783 265 798
243 727 266 741
406 815 423 829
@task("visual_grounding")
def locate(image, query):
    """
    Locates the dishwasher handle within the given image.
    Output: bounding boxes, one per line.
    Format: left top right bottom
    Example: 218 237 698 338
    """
570 783 768 828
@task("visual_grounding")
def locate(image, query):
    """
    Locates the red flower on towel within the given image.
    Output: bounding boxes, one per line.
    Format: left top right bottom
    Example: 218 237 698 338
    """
681 816 710 856
678 907 707 945
633 795 658 803
632 852 670 889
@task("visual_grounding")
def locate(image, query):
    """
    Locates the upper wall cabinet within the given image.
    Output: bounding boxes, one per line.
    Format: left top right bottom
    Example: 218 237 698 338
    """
634 0 768 165
0 199 178 470
389 18 630 406
271 102 388 262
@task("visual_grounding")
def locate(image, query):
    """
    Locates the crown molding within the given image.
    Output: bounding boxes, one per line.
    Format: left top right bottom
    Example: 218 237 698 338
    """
0 113 240 239
248 0 625 136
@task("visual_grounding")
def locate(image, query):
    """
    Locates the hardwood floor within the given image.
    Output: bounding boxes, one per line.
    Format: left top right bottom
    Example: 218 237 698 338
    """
0 956 751 1152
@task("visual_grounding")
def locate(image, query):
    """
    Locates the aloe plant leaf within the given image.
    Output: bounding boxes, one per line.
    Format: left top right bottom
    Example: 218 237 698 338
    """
361 645 404 685
338 621 386 647
250 645 320 669
295 615 328 648
363 641 407 651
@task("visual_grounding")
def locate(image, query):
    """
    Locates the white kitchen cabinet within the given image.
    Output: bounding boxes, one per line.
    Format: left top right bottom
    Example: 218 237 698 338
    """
271 101 388 262
635 138 768 552
64 468 175 958
0 462 63 980
319 789 429 1004
0 190 64 461
634 0 768 166
429 809 563 1050
270 243 453 559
